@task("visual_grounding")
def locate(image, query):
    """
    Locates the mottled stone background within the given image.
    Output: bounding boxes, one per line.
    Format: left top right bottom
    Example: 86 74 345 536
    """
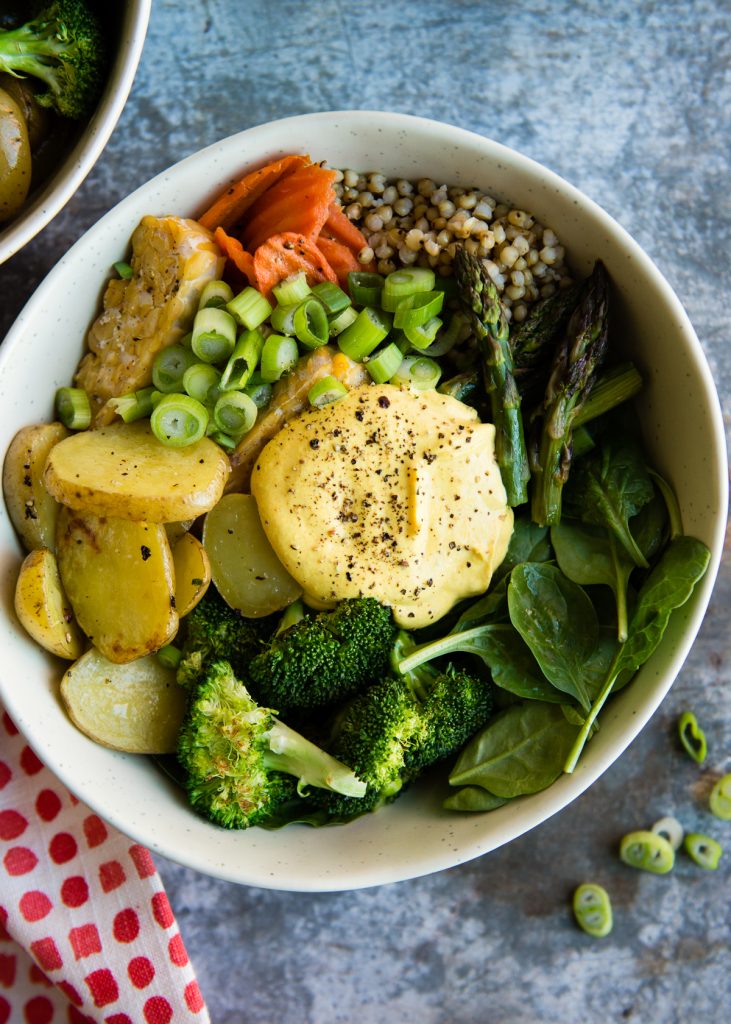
1 2 729 1022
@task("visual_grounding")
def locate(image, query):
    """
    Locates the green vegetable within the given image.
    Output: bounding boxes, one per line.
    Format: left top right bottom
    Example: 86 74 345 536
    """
114 261 133 280
212 391 257 437
107 386 156 424
260 334 299 383
310 281 351 316
572 362 643 429
651 815 684 851
572 883 613 938
677 710 707 764
382 267 435 304
226 286 272 330
177 659 366 829
151 344 197 394
509 282 582 404
55 386 91 430
393 290 444 329
150 393 209 448
709 774 731 820
454 246 530 507
327 305 358 337
443 786 508 812
182 363 221 404
219 329 264 391
619 830 675 873
0 0 106 119
156 645 182 671
272 271 311 306
347 271 384 306
337 307 391 360
198 279 234 310
390 355 441 390
683 832 723 870
307 375 348 408
293 297 329 349
364 342 403 384
191 307 237 364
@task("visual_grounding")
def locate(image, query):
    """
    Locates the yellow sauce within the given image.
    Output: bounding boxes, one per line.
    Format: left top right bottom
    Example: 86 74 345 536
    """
251 383 513 628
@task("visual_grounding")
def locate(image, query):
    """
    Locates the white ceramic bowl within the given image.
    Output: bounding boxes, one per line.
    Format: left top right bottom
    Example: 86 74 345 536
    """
0 1 151 264
0 112 726 891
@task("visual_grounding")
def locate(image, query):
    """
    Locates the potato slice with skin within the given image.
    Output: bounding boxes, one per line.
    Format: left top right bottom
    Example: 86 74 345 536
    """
172 531 211 617
14 548 83 659
202 493 302 617
3 422 69 551
44 420 230 523
56 506 178 664
61 649 186 753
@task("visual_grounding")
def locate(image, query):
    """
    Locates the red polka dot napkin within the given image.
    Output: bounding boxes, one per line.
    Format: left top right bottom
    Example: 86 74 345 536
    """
0 704 210 1023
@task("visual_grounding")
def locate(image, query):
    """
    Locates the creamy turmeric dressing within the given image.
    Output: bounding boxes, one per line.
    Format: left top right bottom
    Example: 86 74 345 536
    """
251 383 513 628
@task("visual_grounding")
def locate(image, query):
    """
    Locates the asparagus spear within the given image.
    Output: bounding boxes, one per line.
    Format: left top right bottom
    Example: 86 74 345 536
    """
510 282 582 404
454 248 530 506
530 260 610 526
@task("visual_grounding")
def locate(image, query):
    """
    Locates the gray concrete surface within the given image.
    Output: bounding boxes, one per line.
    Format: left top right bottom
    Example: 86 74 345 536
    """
1 2 729 1022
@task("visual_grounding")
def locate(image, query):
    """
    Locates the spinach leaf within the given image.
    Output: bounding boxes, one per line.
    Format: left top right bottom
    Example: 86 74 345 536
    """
508 563 599 711
453 575 509 631
466 624 568 703
494 515 552 581
564 436 654 567
443 786 508 812
449 702 579 798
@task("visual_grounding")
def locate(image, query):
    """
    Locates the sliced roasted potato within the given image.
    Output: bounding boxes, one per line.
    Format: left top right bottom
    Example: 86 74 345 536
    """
61 648 186 753
14 548 83 659
202 493 302 617
43 420 230 523
56 506 178 663
3 422 69 551
172 531 211 617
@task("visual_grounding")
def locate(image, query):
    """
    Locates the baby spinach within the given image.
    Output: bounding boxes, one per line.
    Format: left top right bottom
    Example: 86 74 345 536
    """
449 701 579 799
493 515 552 581
443 786 508 812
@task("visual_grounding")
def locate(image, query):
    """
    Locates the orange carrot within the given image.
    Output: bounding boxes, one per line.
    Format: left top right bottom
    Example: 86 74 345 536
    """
214 226 256 284
243 164 338 253
252 232 337 300
321 202 370 254
199 154 309 232
315 236 363 288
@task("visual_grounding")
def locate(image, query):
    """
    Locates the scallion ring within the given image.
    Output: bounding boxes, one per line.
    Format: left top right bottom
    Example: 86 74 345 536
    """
365 343 404 384
182 363 221 405
393 289 445 329
337 307 392 361
107 386 156 424
244 376 273 409
310 281 351 316
709 773 731 820
390 355 442 391
150 394 209 447
347 270 384 306
619 830 675 874
308 376 348 409
151 343 197 394
651 816 684 851
55 387 91 430
678 710 707 763
157 644 183 671
219 329 265 391
383 266 435 299
113 260 134 280
272 271 311 306
226 285 273 330
404 315 443 350
293 298 329 349
213 390 257 437
261 334 299 383
327 305 358 338
198 279 234 310
683 832 723 870
572 883 613 938
191 307 237 363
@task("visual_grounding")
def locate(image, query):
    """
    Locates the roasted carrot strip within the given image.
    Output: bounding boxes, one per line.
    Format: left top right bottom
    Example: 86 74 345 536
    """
243 164 338 253
252 232 338 300
315 236 363 288
321 202 370 254
199 154 309 232
214 226 256 284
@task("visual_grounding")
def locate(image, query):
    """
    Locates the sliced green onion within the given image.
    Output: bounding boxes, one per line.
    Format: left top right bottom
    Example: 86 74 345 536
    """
208 430 238 450
348 271 384 306
337 307 392 360
179 331 193 349
182 363 221 404
152 344 197 394
307 375 348 408
150 390 164 408
651 816 684 851
150 394 209 447
226 286 273 329
709 773 731 820
678 710 707 763
114 260 134 280
55 387 91 430
390 355 442 390
393 290 444 329
327 305 358 337
619 830 675 874
383 266 435 299
683 832 723 870
261 334 299 383
380 290 416 314
275 598 306 635
365 343 404 384
572 883 613 938
107 386 156 424
157 644 182 670
311 281 351 315
420 310 470 357
198 279 234 309
219 329 264 390
269 302 299 336
404 315 443 350
244 376 273 409
191 307 237 364
293 298 329 349
272 271 311 306
213 390 258 436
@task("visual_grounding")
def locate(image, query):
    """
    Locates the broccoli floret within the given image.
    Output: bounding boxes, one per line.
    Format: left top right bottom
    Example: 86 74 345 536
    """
177 659 367 830
248 598 397 714
314 660 494 823
176 587 275 689
0 1 106 119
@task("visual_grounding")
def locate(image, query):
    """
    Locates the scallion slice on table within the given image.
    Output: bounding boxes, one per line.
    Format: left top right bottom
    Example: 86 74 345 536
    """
683 833 723 870
55 387 91 430
348 271 384 306
272 271 311 306
365 343 404 384
390 355 441 390
260 334 299 383
310 281 351 315
107 386 156 424
183 363 221 404
150 394 209 447
227 285 273 329
619 830 675 874
328 305 358 337
709 773 731 820
308 376 348 408
151 344 197 394
191 307 237 363
337 307 391 360
219 329 264 390
198 279 234 309
293 298 329 349
213 390 257 436
572 883 613 938
651 816 684 851
677 710 707 763
393 290 445 329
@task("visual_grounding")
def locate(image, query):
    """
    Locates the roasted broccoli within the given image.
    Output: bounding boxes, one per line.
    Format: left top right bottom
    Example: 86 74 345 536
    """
0 1 106 120
247 598 397 714
176 587 275 689
177 659 366 830
313 633 494 822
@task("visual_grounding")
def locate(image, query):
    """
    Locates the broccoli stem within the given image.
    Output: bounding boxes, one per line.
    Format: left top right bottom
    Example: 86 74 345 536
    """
265 720 366 798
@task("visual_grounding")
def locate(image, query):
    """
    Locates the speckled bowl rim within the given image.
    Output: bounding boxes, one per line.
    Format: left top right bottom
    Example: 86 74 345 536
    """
0 0 151 265
0 111 726 891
